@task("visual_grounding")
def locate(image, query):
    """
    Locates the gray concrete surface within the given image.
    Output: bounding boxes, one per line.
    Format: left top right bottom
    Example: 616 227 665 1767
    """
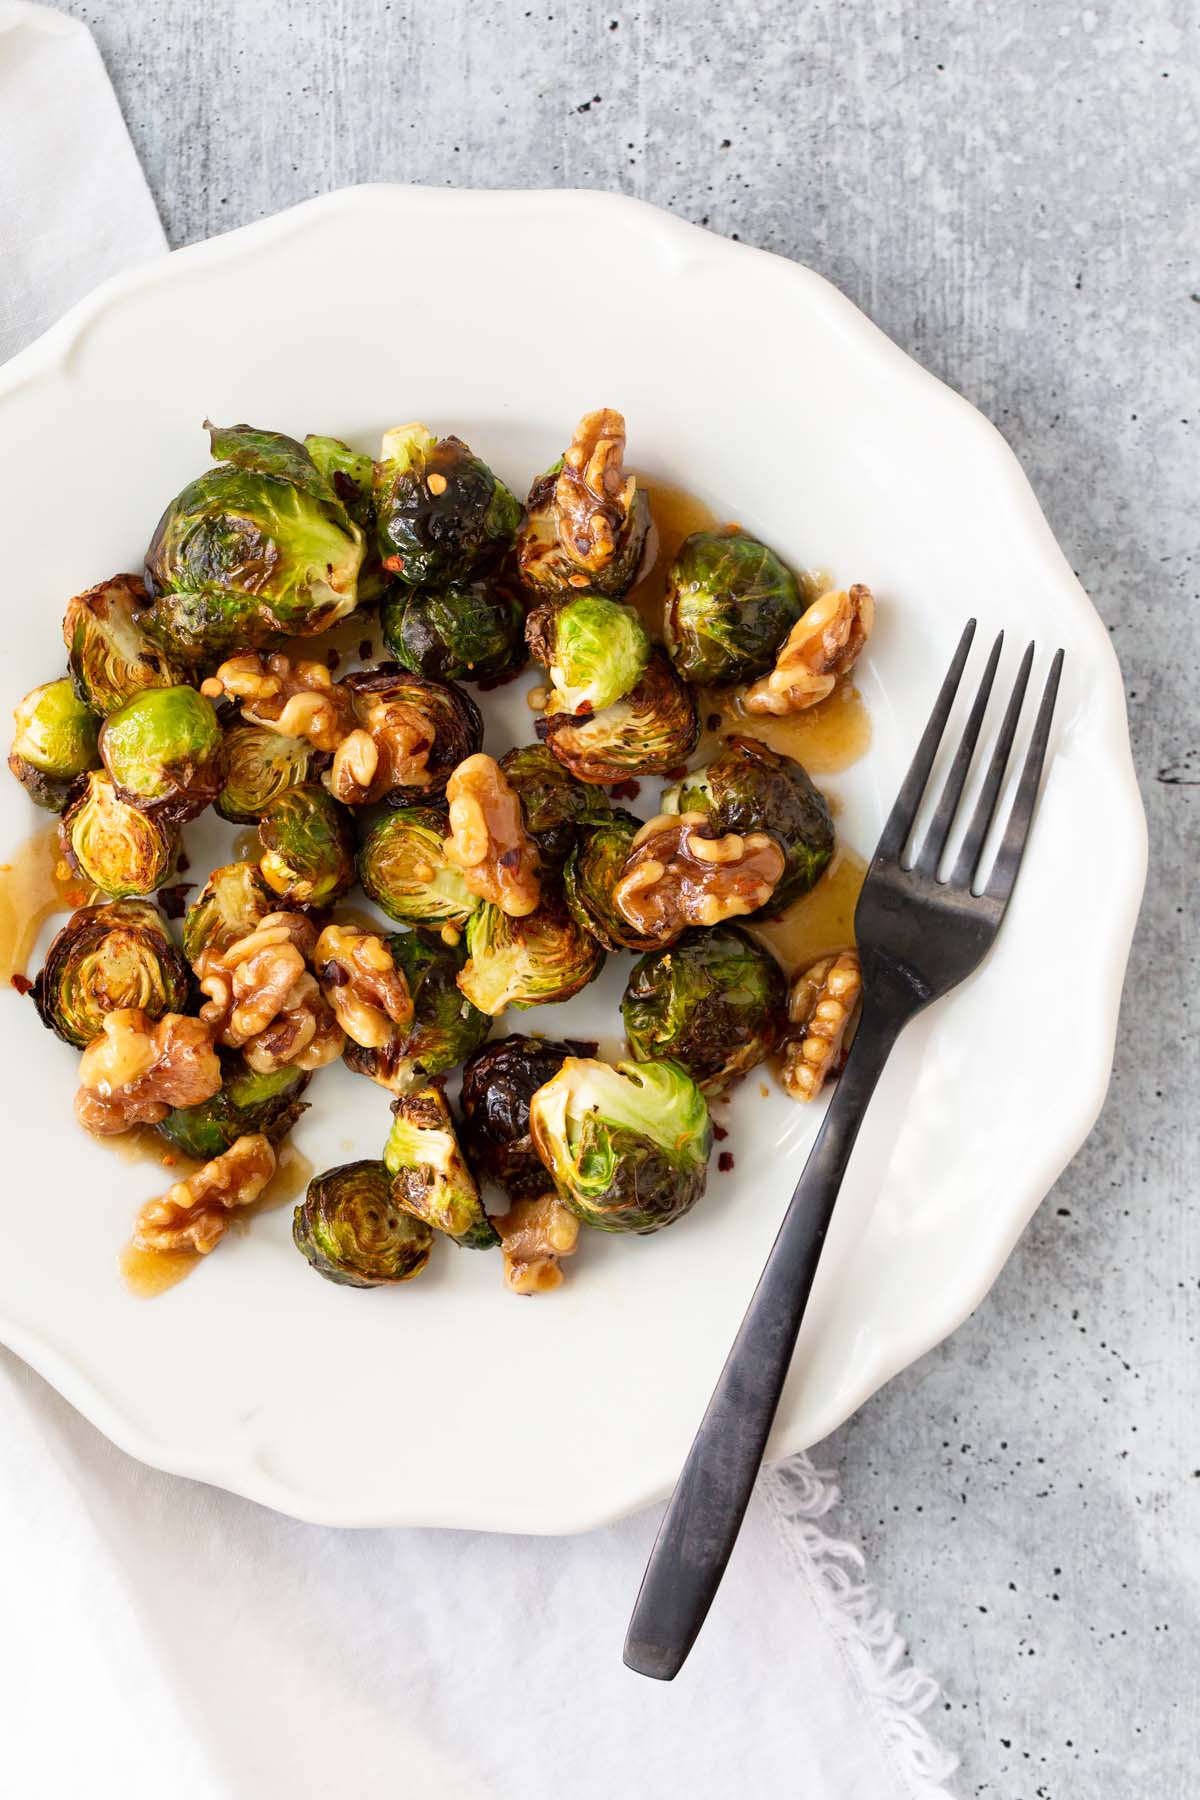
58 1 1200 1793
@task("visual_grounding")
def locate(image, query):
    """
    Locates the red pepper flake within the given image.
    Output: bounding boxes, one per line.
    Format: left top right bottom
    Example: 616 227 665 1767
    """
325 647 341 671
476 667 523 692
706 712 721 731
10 973 33 996
712 1122 728 1141
717 1150 735 1173
156 882 194 919
358 638 373 661
663 765 687 781
607 778 640 800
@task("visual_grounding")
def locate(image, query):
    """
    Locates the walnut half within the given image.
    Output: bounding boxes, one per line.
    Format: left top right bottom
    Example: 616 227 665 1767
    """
744 584 875 714
554 408 638 575
132 1133 277 1255
314 924 413 1050
201 652 354 751
445 753 541 917
195 912 345 1074
780 949 863 1102
495 1194 580 1295
613 813 785 943
75 1010 222 1135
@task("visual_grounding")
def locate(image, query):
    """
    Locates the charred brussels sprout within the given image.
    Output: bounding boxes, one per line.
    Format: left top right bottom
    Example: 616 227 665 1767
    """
343 929 490 1093
381 571 526 683
304 434 386 602
33 900 190 1048
158 1056 310 1160
663 529 805 685
516 409 650 600
98 685 223 820
358 807 477 928
9 679 100 811
60 772 177 899
63 574 186 716
143 422 364 665
564 811 661 952
537 649 698 784
531 592 650 715
664 734 834 909
337 666 483 806
498 743 611 867
529 1056 712 1234
373 424 521 588
457 888 604 1016
460 1033 589 1201
622 927 787 1094
384 1086 498 1249
294 1159 433 1286
181 860 272 965
216 723 313 823
257 783 355 906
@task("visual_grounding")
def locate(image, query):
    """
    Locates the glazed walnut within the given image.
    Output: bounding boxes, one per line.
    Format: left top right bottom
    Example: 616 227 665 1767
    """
75 1009 222 1135
201 652 353 751
613 813 785 943
195 912 345 1074
553 408 638 578
780 949 863 1102
325 693 436 805
495 1194 580 1295
744 584 875 715
314 923 413 1050
131 1133 277 1255
445 753 541 917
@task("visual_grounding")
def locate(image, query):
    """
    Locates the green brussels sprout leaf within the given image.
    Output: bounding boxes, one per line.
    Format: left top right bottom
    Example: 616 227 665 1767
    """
384 1086 498 1249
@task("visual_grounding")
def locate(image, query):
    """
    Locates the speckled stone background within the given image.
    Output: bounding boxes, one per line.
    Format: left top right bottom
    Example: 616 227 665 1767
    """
57 1 1199 1793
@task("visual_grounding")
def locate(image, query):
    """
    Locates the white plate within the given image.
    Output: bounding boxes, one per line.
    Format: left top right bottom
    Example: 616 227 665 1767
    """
0 188 1145 1531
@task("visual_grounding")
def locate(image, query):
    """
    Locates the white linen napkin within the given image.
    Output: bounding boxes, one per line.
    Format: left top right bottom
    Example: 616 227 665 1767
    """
0 9 959 1796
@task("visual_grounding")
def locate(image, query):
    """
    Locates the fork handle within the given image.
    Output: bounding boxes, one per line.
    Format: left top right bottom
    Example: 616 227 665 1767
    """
623 1010 903 1681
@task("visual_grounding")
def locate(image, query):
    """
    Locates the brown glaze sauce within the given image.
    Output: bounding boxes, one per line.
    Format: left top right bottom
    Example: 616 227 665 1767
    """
0 823 91 986
748 846 867 979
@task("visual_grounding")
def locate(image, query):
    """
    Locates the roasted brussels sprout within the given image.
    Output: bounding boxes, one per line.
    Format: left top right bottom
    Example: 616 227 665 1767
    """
498 743 612 866
664 734 834 909
516 409 650 600
215 723 313 823
460 1032 591 1201
33 900 190 1048
384 1086 499 1249
536 649 698 784
303 433 375 530
381 571 527 683
663 529 805 685
143 422 364 665
622 926 788 1094
343 929 490 1094
564 811 662 952
457 887 604 1016
357 806 477 928
373 424 521 588
529 1056 712 1233
63 574 186 716
9 678 100 811
98 685 223 820
157 1055 310 1160
257 783 355 906
529 592 650 716
333 666 483 806
60 772 177 899
181 860 273 965
293 1159 433 1286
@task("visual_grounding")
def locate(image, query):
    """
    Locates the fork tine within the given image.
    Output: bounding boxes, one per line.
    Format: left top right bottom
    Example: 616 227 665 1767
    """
948 641 1035 890
981 650 1064 907
873 619 977 864
912 631 1004 877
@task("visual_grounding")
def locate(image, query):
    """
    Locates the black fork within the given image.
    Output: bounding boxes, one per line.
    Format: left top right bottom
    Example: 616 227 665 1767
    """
624 621 1064 1681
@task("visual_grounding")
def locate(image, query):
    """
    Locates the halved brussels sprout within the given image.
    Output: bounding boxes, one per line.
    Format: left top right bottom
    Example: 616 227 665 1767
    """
664 734 834 909
60 772 178 899
258 783 356 906
564 810 662 952
537 649 698 784
516 409 650 600
498 743 612 867
216 723 313 823
382 571 527 683
343 929 490 1093
460 1032 591 1201
143 422 364 666
529 1056 712 1233
33 900 190 1048
336 666 483 805
457 887 604 1016
384 1086 499 1249
9 678 100 812
663 528 805 685
63 574 186 716
529 592 650 716
98 685 223 820
181 860 273 965
373 424 521 588
357 806 477 927
157 1056 310 1160
294 1158 433 1286
622 926 788 1094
